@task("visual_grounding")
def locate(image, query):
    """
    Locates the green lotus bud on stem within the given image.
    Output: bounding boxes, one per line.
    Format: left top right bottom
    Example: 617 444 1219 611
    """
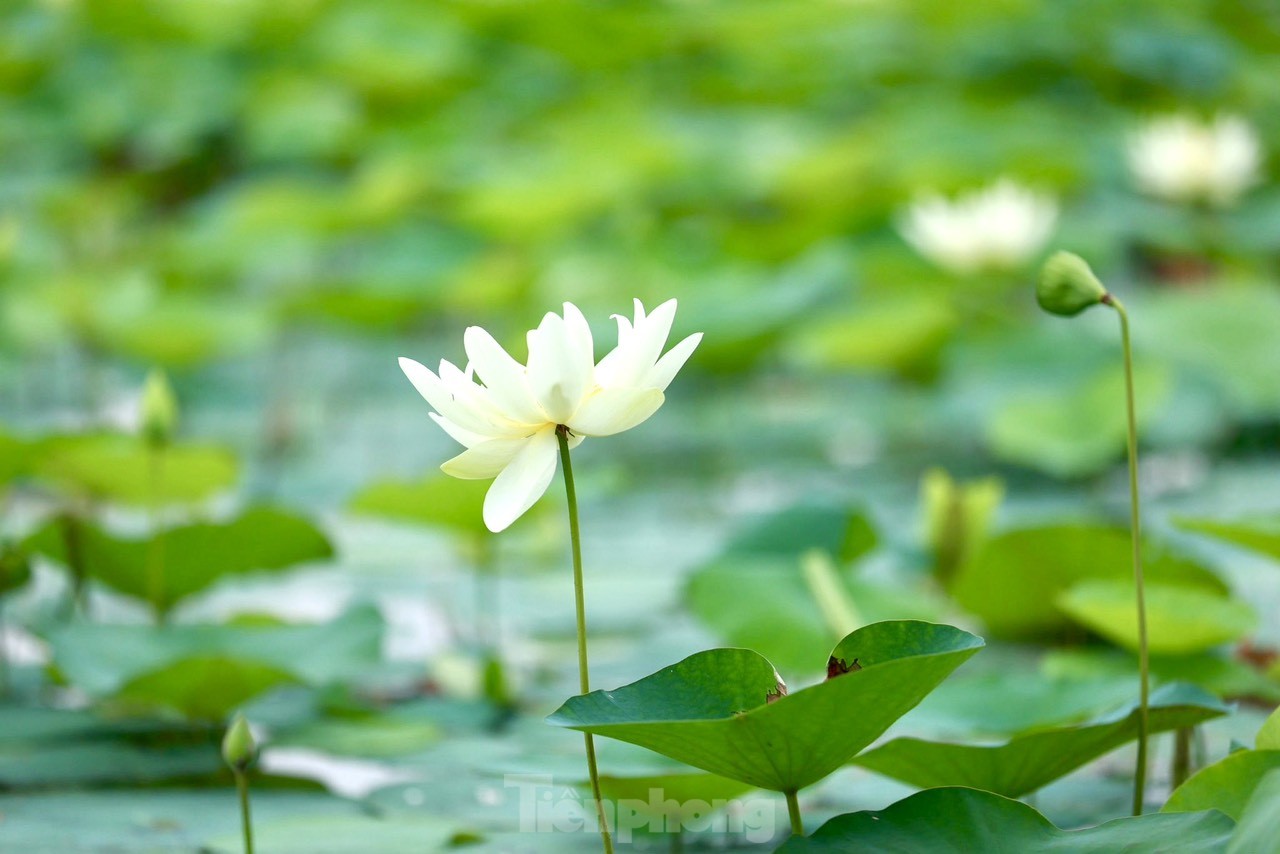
1037 251 1108 316
222 714 257 772
1034 250 1150 817
141 368 178 449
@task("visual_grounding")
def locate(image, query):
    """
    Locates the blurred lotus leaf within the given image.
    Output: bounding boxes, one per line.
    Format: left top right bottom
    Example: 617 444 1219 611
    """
986 363 1171 477
25 506 333 616
33 433 238 506
1057 579 1257 654
951 524 1226 639
49 607 383 720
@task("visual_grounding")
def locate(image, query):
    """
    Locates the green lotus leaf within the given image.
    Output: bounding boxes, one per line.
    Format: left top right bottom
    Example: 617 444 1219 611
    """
778 787 1233 853
1176 516 1280 564
25 506 333 614
1164 749 1280 820
33 433 238 506
49 607 382 718
1227 769 1280 854
548 621 983 792
853 682 1230 797
951 524 1226 639
1058 580 1256 654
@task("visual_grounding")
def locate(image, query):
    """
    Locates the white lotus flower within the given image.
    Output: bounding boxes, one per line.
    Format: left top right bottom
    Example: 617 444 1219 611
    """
898 178 1058 276
1127 113 1262 207
399 300 701 533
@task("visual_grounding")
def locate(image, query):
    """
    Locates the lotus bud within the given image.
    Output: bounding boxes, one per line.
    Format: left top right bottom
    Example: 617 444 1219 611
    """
222 714 257 772
1037 251 1107 317
141 369 178 449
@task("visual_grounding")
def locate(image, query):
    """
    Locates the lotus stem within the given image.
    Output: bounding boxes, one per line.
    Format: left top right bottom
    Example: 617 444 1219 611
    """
235 769 254 854
146 447 167 623
785 789 804 836
1104 294 1150 816
556 425 614 854
1172 726 1193 789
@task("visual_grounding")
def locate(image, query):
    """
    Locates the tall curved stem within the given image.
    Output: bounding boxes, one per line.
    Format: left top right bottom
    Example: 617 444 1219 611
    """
1109 296 1149 815
556 426 614 854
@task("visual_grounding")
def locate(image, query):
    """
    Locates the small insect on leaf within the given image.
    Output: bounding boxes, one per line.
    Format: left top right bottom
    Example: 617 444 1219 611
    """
827 656 862 680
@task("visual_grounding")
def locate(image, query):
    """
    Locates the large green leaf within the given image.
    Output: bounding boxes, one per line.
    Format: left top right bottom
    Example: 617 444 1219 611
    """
49 607 382 717
273 715 442 759
1140 288 1280 418
1177 516 1280 564
985 363 1170 478
1227 770 1280 854
204 813 461 854
348 474 489 536
34 434 238 506
1164 749 1280 820
0 738 221 788
548 621 983 792
1058 580 1256 654
789 295 954 378
853 683 1229 797
0 707 223 787
951 524 1226 639
92 294 273 367
25 507 333 613
778 787 1234 853
114 656 300 721
1043 648 1280 704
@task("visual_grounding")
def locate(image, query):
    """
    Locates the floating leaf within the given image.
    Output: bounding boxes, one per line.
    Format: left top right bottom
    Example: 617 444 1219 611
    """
778 787 1234 853
34 434 238 506
348 475 489 536
1058 580 1256 654
1177 516 1280 564
1140 287 1280 418
951 524 1226 639
548 621 983 792
204 813 461 854
986 363 1170 477
853 683 1229 797
0 708 223 787
790 295 955 378
273 716 441 759
1043 648 1280 704
49 607 382 718
25 507 333 614
0 739 221 788
115 656 300 721
92 295 273 367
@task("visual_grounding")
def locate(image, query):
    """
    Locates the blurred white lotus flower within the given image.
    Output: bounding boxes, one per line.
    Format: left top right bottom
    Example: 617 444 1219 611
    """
399 300 701 532
898 179 1058 276
1127 114 1262 206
